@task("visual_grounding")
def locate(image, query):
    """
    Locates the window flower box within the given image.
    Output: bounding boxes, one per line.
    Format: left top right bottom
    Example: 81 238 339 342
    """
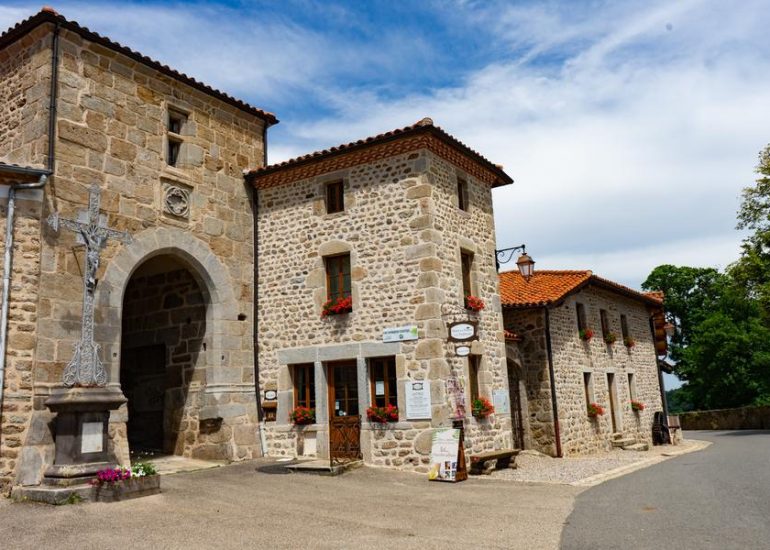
472 397 495 419
579 328 594 341
603 332 617 345
465 295 485 312
321 296 352 317
631 400 645 412
587 402 605 418
366 404 399 423
624 337 636 348
290 406 315 425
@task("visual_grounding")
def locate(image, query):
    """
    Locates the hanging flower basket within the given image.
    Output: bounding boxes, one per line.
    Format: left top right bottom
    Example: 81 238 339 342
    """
603 332 617 345
587 402 605 418
290 406 315 425
321 296 353 317
631 400 645 412
624 336 636 348
366 404 399 423
465 295 485 312
472 397 495 419
579 328 594 341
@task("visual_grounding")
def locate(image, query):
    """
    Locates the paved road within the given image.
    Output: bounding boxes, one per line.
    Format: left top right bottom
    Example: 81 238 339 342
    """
2 460 579 550
561 431 770 549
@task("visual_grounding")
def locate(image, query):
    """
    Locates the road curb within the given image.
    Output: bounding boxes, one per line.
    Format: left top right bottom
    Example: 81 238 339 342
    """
571 439 712 487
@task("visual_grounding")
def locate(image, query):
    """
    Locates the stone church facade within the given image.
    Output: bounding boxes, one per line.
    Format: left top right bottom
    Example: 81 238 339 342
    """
0 9 273 490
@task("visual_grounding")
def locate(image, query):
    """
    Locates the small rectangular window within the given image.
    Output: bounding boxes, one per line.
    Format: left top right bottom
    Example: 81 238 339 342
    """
469 356 480 402
621 314 629 340
628 373 637 401
167 138 182 167
457 177 469 211
325 254 351 302
166 109 187 167
370 357 397 408
461 251 473 299
292 364 315 409
168 110 186 134
600 309 610 339
576 303 587 332
583 372 594 407
326 181 344 214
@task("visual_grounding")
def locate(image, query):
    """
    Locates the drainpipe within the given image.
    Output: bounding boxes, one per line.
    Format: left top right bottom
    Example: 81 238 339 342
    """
0 170 50 422
48 22 61 173
543 307 563 458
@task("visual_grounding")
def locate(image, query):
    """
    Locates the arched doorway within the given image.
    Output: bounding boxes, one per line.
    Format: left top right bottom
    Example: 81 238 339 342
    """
507 360 527 450
119 254 207 456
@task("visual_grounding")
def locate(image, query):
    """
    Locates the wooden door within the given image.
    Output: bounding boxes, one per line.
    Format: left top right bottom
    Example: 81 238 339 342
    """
328 361 361 463
607 373 619 433
507 363 525 450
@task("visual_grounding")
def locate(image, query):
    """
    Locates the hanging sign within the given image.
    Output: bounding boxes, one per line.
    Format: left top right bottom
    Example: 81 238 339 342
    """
428 428 467 482
405 381 431 419
448 321 477 342
455 345 471 357
383 325 418 343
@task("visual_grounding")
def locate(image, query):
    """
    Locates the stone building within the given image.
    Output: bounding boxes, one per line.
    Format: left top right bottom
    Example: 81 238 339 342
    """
0 9 276 491
247 119 516 471
500 270 668 456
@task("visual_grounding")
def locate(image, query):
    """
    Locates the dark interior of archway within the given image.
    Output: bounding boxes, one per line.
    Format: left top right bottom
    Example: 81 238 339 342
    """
120 255 207 456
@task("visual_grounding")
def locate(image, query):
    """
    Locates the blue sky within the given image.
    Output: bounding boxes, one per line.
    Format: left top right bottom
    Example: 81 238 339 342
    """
2 0 769 297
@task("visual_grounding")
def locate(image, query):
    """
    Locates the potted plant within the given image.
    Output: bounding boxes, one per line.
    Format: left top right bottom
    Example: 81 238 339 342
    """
471 397 495 419
631 400 645 412
465 295 485 312
587 402 605 418
91 462 160 502
624 336 636 348
321 295 353 317
366 403 399 423
579 328 594 341
290 405 315 425
603 332 617 345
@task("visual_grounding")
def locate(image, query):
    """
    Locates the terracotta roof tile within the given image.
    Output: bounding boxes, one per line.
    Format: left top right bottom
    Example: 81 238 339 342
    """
499 270 664 309
246 117 513 188
0 9 277 125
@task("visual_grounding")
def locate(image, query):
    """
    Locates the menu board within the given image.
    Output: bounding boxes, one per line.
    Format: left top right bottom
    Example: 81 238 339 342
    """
428 428 461 482
405 381 431 419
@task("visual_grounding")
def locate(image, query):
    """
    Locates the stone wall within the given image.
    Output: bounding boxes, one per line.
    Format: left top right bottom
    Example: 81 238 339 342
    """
679 405 770 430
1 25 267 487
257 148 512 472
547 286 663 455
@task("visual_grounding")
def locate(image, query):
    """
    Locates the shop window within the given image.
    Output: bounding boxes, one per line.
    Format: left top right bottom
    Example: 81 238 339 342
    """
461 251 473 299
326 180 344 214
576 303 587 332
469 356 480 402
293 364 315 409
457 176 469 211
370 357 397 407
325 254 351 302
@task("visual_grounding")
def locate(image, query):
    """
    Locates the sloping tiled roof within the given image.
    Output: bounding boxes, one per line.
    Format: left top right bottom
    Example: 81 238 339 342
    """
245 117 513 189
0 8 277 125
499 270 664 309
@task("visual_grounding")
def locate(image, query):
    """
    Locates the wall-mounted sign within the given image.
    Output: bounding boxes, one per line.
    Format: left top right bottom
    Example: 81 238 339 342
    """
405 381 431 419
493 389 510 415
81 421 104 454
448 321 478 342
383 325 419 343
264 390 277 401
455 346 471 357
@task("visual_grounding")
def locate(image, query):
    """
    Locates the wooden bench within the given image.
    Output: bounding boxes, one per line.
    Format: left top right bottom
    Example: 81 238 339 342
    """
469 449 520 475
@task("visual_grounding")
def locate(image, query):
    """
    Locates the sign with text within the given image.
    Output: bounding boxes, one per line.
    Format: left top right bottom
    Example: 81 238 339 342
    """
493 389 510 415
405 381 431 419
81 421 103 454
448 321 478 342
446 377 466 419
455 345 471 357
383 325 418 343
428 428 466 482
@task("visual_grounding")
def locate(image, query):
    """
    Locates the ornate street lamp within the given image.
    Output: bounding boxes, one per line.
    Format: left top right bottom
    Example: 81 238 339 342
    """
495 244 535 279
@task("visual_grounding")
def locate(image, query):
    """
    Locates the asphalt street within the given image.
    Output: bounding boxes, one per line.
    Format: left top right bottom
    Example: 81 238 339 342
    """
561 430 770 549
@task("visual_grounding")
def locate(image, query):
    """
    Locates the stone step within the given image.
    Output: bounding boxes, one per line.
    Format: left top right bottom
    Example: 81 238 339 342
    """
622 442 649 451
611 438 636 447
611 432 625 440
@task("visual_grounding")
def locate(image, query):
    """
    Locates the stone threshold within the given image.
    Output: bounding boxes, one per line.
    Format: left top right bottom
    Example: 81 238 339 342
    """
285 459 364 476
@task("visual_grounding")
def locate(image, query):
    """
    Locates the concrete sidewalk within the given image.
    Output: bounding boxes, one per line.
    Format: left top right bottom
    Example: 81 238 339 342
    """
3 460 580 550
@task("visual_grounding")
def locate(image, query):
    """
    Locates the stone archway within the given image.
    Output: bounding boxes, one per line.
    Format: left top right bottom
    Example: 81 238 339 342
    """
95 227 248 464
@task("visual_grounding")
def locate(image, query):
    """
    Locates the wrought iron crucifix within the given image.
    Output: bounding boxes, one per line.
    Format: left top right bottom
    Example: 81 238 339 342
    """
48 184 132 387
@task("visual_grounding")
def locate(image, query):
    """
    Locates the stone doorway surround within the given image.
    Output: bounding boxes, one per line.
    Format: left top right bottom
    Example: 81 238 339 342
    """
95 226 259 465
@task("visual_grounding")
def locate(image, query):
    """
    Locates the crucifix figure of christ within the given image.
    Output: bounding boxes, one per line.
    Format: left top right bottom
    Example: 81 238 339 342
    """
48 184 132 387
